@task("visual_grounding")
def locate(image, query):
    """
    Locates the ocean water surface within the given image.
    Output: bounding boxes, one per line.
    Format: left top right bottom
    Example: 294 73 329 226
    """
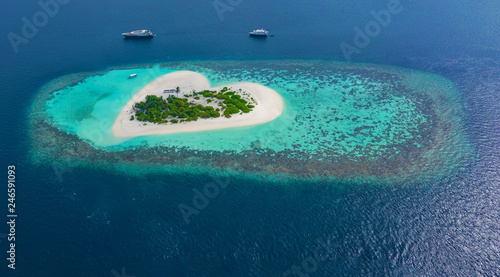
1 0 499 276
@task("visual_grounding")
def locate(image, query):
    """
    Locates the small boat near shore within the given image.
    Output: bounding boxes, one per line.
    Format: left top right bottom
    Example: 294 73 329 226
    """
122 30 155 38
249 29 269 36
128 74 138 79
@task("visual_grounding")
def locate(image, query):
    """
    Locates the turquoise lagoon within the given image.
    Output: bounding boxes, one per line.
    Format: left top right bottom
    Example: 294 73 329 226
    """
30 60 472 182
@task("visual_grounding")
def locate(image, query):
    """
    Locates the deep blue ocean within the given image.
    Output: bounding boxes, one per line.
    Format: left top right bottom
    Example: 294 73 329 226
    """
1 0 499 276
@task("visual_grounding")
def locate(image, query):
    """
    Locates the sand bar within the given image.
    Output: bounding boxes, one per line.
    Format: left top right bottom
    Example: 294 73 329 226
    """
113 71 284 137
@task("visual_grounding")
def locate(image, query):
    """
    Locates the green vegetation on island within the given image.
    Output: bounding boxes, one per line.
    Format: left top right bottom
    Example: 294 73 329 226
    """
132 87 257 124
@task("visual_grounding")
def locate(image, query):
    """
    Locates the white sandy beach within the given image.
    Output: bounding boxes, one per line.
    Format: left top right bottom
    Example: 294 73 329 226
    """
113 71 284 137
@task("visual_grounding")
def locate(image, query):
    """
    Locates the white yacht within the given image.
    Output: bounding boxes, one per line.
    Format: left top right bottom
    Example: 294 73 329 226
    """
122 30 154 38
249 29 269 36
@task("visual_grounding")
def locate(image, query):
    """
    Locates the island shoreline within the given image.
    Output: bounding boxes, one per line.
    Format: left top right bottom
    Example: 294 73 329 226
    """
113 71 284 137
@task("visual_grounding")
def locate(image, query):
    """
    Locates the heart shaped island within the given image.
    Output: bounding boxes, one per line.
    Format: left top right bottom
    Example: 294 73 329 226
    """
113 71 284 137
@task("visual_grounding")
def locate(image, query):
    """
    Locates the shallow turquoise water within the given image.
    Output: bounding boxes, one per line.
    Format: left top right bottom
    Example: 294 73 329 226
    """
44 61 460 161
32 60 473 183
45 65 176 146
